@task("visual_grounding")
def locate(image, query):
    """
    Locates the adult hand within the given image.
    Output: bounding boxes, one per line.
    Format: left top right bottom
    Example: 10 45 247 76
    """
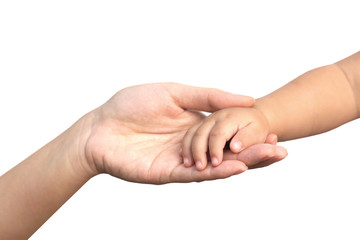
0 82 287 239
82 83 287 184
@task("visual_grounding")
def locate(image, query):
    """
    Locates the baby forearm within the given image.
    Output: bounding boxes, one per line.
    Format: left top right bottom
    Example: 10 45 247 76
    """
255 57 359 141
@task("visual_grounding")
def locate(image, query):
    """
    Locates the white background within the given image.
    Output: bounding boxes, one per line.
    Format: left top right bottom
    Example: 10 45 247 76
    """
1 1 359 239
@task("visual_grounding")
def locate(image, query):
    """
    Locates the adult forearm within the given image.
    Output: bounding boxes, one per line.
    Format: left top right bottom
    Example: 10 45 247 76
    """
255 60 359 141
0 117 95 239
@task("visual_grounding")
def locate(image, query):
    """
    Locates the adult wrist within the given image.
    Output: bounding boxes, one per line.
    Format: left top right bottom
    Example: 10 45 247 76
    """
61 111 100 180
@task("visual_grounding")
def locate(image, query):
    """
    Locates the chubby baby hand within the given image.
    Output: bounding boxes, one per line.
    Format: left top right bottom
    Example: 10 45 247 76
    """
181 107 270 170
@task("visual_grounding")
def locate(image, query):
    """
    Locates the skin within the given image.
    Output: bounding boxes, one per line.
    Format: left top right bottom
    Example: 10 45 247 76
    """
182 107 271 169
182 51 360 171
0 82 287 239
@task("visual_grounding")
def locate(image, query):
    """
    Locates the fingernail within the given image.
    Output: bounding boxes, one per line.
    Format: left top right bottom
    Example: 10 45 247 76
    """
232 141 242 151
183 157 190 166
212 157 219 166
196 161 203 170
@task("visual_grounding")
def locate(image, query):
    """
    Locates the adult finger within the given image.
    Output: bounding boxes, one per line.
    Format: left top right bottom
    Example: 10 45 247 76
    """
223 143 288 167
166 83 255 112
248 157 283 169
170 160 248 183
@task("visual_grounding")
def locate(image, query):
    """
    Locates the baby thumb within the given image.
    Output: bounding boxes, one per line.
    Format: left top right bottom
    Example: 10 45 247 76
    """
229 123 268 153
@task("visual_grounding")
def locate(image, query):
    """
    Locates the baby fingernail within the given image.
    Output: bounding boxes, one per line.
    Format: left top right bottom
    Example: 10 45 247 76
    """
212 157 219 166
196 161 203 170
233 141 242 151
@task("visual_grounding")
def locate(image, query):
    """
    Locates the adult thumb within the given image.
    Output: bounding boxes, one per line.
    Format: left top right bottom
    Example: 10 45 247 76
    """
166 82 255 112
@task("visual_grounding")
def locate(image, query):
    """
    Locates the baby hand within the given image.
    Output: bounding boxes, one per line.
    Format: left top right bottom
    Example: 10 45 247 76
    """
181 107 270 171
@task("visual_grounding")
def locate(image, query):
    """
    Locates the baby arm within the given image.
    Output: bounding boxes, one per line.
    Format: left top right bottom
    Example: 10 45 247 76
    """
181 107 271 170
182 51 360 171
255 51 360 141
